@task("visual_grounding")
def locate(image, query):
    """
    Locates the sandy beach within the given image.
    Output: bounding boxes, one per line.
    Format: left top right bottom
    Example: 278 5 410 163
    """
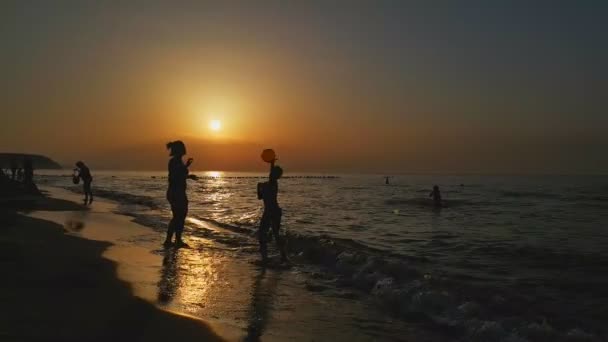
0 189 224 342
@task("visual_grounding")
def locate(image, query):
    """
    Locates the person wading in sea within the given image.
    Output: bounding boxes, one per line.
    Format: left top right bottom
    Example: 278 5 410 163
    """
164 140 193 248
430 185 443 208
75 161 93 204
257 149 288 265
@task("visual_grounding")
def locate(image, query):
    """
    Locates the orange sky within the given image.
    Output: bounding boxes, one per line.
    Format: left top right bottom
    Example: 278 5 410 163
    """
1 2 607 174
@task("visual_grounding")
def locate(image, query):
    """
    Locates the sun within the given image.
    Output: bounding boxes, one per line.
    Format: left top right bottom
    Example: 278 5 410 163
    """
209 119 222 131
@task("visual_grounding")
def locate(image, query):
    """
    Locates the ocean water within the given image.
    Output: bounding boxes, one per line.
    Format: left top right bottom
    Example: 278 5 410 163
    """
38 171 608 341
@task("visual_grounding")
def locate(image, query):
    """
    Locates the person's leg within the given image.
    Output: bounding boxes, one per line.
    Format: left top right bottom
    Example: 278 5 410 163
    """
258 210 271 262
271 208 287 261
165 202 177 245
88 182 93 203
174 199 188 246
174 214 185 246
83 183 89 203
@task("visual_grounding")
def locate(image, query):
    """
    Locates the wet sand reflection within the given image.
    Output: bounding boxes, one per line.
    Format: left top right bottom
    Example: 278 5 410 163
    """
245 268 281 341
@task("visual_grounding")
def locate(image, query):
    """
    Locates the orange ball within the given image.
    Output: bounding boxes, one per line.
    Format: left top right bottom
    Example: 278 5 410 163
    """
261 149 276 163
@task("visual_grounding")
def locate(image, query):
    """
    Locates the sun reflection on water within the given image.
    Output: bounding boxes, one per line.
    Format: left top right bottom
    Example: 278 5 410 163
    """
205 171 223 178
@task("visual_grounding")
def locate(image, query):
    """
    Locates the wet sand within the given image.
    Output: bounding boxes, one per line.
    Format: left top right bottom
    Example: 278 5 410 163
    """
0 191 224 342
2 187 445 341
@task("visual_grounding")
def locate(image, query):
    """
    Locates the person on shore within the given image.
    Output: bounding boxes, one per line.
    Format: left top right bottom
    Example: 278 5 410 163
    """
23 158 34 185
429 185 442 208
75 161 93 204
165 140 193 247
257 153 288 264
10 158 17 180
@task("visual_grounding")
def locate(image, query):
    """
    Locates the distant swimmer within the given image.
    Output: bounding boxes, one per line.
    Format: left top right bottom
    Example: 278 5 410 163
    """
75 161 93 204
429 185 442 208
257 149 288 265
164 140 193 248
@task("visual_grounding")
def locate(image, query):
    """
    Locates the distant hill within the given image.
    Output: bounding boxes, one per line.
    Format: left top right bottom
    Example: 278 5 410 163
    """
0 153 62 169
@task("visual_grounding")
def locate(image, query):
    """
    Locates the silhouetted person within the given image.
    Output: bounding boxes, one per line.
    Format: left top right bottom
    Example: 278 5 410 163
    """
75 161 93 204
429 185 442 208
165 140 193 247
257 160 287 264
23 158 33 185
9 158 17 180
385 176 390 185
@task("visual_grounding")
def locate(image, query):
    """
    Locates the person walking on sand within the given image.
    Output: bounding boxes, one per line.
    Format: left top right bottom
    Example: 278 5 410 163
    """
164 140 193 248
257 149 288 265
75 161 93 204
429 185 442 208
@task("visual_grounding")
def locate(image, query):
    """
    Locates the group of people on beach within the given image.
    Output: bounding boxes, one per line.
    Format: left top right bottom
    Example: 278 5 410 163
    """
164 140 287 265
1 157 34 185
71 140 443 265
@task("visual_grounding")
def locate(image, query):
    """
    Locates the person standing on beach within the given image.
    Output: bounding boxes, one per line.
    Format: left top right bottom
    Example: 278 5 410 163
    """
75 161 93 204
9 157 17 180
165 140 193 247
257 150 288 264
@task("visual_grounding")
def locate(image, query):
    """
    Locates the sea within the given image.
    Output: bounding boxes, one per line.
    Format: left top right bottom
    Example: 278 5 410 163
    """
37 171 608 341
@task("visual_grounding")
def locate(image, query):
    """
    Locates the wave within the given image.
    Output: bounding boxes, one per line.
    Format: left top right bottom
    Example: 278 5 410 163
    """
55 184 604 341
384 197 494 208
285 233 603 341
500 190 561 200
62 186 162 209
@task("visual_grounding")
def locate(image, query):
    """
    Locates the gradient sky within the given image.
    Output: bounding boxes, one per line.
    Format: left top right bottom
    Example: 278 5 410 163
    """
1 1 607 173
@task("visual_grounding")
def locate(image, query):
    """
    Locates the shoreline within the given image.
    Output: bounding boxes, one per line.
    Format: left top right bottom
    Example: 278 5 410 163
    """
4 186 447 341
0 190 226 342
13 181 606 341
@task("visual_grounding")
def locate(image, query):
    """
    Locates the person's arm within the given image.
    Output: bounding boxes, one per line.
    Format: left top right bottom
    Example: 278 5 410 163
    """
268 160 275 181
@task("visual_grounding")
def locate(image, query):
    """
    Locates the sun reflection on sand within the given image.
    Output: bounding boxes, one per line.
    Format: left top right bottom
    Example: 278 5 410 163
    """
157 246 220 313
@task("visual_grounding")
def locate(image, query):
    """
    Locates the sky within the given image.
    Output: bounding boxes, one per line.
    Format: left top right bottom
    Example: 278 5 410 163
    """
1 1 607 174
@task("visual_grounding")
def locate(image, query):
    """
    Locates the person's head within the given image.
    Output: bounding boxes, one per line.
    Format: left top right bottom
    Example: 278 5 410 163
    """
166 141 186 157
270 165 283 181
75 161 85 168
433 185 439 191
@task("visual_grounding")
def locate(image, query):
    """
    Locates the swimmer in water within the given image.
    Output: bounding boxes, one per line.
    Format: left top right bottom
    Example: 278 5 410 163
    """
429 185 442 208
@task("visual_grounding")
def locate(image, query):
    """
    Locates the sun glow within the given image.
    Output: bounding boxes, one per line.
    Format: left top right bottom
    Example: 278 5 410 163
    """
209 120 222 131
